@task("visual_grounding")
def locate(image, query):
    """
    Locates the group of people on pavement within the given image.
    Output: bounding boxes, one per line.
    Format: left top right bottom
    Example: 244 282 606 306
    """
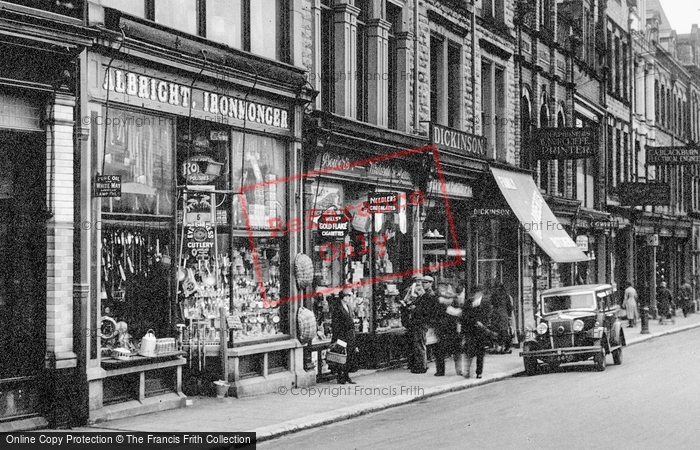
399 274 512 380
622 279 695 328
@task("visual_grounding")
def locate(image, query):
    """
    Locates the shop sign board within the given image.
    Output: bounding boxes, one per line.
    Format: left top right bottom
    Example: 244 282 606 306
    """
430 123 487 159
315 152 413 187
101 67 290 130
94 175 121 197
617 182 670 206
317 206 351 239
647 146 700 165
367 192 399 213
532 127 597 160
589 219 619 231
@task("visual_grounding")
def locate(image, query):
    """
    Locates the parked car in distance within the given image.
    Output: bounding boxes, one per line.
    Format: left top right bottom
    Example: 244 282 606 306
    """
520 284 626 375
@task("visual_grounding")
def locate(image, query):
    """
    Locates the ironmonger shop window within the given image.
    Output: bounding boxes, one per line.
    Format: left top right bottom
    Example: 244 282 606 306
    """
99 108 176 343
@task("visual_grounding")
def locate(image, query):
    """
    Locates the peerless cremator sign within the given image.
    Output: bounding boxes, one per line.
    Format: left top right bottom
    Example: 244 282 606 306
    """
532 127 597 160
647 146 700 165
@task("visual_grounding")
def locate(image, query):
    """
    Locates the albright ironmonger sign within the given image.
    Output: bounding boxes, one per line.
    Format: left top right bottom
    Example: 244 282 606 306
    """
647 146 700 165
533 127 597 160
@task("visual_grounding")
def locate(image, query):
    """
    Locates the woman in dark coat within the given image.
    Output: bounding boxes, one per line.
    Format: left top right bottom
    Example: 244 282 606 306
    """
331 288 357 384
461 286 498 379
489 282 513 354
657 281 674 324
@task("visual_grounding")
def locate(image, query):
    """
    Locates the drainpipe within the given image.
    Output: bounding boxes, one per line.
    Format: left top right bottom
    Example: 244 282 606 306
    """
471 0 477 134
413 0 419 134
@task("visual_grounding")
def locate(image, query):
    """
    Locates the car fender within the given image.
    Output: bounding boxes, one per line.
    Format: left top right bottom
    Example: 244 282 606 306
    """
610 321 623 346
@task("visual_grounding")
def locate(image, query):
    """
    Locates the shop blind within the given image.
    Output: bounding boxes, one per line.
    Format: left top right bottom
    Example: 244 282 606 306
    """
0 92 42 131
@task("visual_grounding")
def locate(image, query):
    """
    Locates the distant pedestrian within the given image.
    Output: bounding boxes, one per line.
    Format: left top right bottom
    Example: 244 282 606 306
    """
489 282 513 354
622 281 639 328
678 279 693 318
460 285 498 379
331 288 357 384
657 281 673 324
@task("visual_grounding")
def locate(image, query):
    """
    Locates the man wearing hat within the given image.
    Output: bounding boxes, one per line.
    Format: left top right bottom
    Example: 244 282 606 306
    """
331 287 358 384
400 274 433 373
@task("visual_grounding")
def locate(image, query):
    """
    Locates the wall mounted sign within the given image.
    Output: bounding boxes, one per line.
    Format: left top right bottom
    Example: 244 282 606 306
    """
617 182 670 206
647 146 700 165
315 152 413 187
102 67 289 130
94 175 121 197
532 127 597 160
430 123 487 159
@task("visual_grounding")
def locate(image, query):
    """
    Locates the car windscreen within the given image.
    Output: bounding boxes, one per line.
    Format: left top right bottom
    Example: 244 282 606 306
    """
542 293 595 313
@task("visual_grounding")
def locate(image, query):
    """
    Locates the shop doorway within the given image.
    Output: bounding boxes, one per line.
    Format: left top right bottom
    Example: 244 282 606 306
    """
0 130 47 420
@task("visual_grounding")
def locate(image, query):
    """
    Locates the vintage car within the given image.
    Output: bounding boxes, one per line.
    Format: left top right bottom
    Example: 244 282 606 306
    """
520 284 626 375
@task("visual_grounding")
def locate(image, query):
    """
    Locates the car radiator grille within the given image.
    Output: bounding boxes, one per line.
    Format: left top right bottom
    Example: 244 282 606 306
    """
550 320 573 349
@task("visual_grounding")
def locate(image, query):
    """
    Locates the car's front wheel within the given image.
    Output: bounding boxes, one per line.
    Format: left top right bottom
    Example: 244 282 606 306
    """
593 341 606 372
612 345 623 365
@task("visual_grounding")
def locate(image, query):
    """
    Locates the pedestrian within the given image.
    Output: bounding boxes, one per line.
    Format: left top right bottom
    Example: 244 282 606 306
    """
622 280 639 328
399 275 429 373
489 282 513 354
657 281 673 324
428 280 462 376
678 279 693 318
330 288 357 384
460 285 498 379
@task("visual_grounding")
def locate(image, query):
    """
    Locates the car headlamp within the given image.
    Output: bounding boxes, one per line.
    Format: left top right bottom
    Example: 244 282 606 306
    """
573 319 584 332
536 322 548 335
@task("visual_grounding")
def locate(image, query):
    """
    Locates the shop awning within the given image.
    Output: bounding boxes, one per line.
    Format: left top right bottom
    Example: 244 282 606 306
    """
490 167 590 263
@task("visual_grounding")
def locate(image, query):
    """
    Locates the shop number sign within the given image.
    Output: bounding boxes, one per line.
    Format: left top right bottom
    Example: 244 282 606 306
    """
94 175 121 197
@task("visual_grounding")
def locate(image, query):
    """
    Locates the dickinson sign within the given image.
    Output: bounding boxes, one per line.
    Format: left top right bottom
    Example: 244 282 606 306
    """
430 123 487 159
617 182 670 206
647 146 700 165
532 127 597 160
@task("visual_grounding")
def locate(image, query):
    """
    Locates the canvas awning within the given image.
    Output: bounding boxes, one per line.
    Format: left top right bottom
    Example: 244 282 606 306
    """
490 167 590 263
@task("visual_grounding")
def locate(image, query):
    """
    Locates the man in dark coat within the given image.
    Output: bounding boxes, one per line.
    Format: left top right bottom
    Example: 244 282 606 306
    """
657 281 674 324
426 278 461 376
400 275 430 373
678 279 693 318
461 286 498 379
331 288 357 384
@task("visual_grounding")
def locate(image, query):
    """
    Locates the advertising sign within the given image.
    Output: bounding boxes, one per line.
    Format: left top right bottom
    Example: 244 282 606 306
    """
532 127 597 160
94 175 121 197
647 146 700 165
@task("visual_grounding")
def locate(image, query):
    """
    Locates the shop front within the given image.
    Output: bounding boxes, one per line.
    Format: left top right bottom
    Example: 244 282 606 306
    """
486 167 590 332
0 6 93 431
80 9 312 422
302 112 430 374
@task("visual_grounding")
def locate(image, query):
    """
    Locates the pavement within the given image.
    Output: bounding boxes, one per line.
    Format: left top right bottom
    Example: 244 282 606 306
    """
72 311 700 442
